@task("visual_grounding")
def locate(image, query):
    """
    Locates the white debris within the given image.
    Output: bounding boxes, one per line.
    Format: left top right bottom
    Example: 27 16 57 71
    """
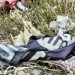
52 5 58 11
57 15 69 22
49 15 75 33
23 22 32 45
13 31 25 46
32 68 42 75
49 21 57 30
11 20 41 46
57 29 64 35
17 1 28 11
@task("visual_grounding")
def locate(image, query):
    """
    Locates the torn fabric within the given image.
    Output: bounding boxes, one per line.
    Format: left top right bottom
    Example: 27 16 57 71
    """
0 34 75 66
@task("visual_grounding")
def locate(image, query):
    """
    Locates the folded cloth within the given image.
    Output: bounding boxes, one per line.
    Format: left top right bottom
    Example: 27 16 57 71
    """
0 34 75 66
0 44 28 66
23 34 75 61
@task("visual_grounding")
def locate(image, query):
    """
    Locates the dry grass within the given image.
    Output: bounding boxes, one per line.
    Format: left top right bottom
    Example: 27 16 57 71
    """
0 8 24 43
0 0 75 42
26 0 75 35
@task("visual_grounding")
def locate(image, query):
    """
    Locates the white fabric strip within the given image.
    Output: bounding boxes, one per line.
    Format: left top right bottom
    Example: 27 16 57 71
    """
0 44 15 63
